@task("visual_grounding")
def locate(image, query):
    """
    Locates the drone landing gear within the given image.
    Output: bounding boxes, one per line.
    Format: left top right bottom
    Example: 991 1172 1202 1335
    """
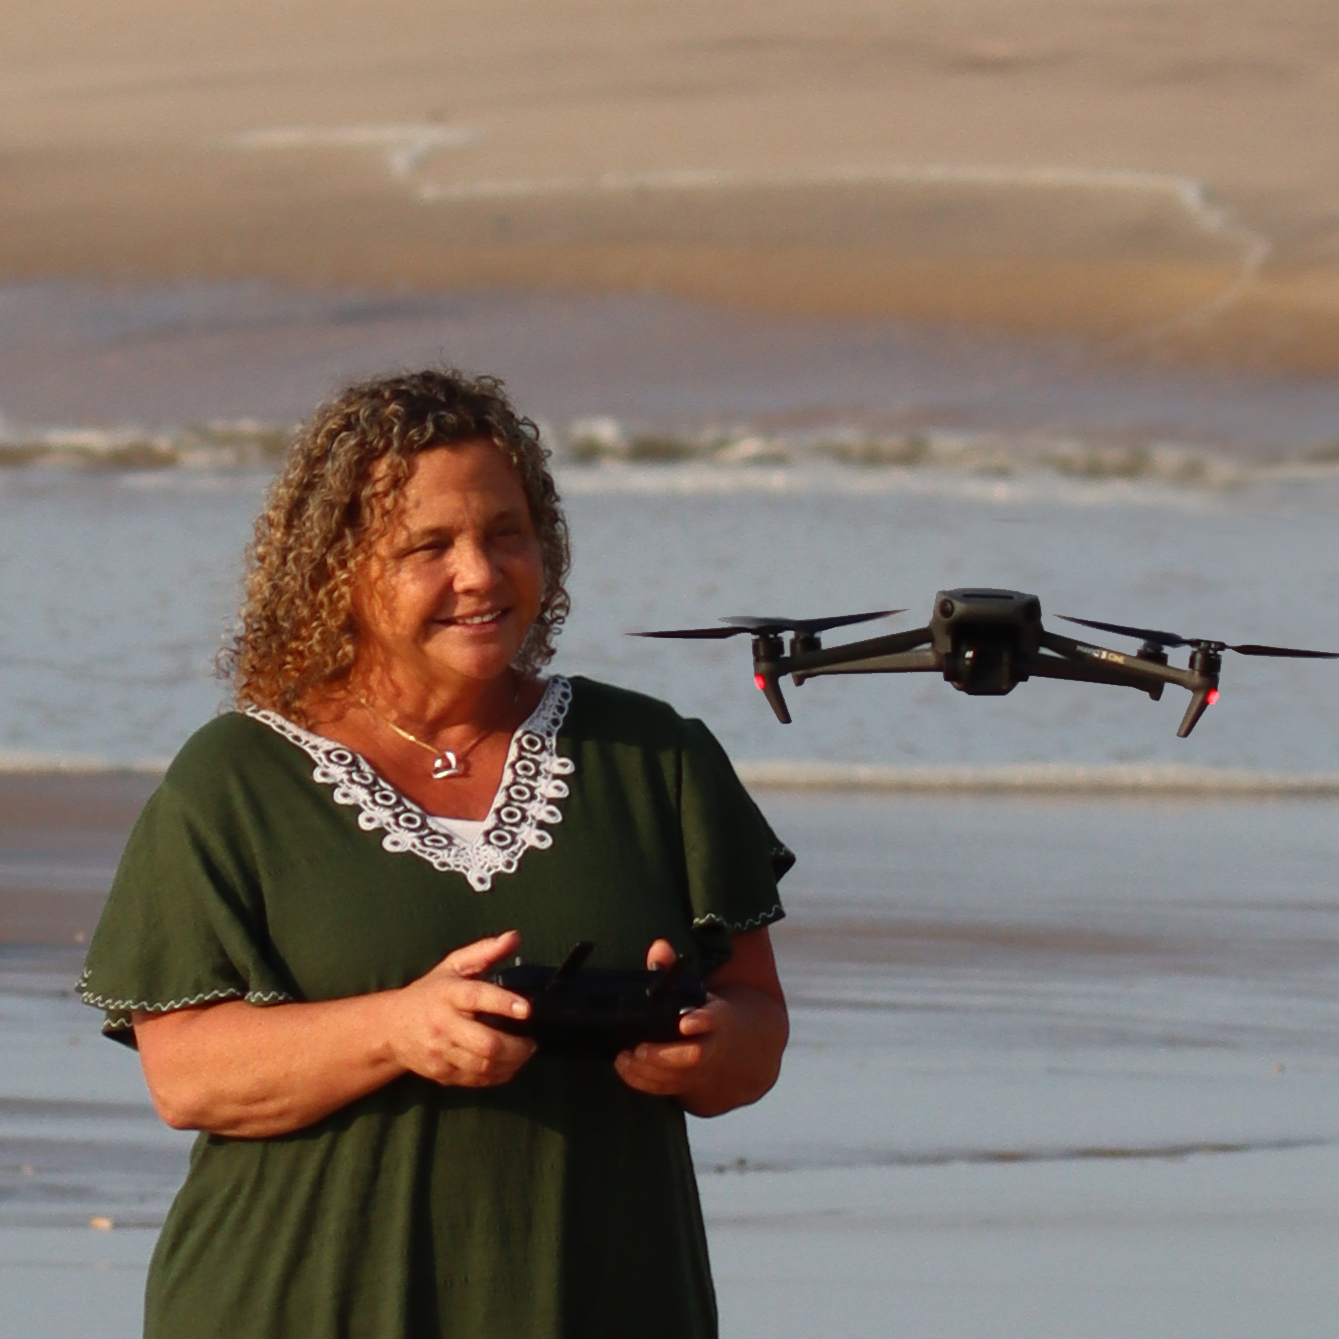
751 634 792 724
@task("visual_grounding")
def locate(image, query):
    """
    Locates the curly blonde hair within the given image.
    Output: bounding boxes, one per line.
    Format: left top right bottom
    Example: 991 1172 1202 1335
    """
221 369 571 722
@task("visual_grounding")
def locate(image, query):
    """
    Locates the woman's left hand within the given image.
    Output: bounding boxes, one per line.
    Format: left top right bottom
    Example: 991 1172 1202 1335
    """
613 930 788 1117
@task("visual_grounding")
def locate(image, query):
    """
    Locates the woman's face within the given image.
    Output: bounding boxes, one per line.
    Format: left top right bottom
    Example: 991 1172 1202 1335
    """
354 440 545 692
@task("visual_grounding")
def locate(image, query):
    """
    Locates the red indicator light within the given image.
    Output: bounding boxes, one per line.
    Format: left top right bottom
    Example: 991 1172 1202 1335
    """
754 673 767 691
1206 688 1220 705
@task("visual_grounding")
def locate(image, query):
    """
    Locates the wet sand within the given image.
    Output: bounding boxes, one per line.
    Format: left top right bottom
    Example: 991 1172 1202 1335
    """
0 774 157 946
709 790 1339 1337
5 0 1339 370
4 777 1339 1336
7 283 1339 453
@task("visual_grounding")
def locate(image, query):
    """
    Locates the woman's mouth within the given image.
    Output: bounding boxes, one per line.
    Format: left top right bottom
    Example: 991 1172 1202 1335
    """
445 608 506 627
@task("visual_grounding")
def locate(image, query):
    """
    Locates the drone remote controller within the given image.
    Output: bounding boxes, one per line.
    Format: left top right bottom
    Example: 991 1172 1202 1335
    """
480 941 707 1056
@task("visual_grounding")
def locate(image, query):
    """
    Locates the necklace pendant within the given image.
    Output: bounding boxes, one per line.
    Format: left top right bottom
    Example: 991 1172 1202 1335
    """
432 750 465 780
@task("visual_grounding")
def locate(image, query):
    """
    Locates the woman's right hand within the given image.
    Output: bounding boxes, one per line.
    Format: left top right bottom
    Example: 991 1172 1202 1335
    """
386 930 537 1088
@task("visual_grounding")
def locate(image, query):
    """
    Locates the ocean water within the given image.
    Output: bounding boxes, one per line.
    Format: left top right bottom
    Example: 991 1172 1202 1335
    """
1 460 1338 770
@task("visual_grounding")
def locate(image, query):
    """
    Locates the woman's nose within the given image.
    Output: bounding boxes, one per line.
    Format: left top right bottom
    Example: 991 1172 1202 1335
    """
452 535 498 590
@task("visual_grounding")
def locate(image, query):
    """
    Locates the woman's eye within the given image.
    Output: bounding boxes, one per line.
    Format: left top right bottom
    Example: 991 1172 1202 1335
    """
407 541 451 560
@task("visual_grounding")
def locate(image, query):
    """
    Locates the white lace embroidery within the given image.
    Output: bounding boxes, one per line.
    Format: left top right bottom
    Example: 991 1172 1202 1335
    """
76 972 293 1017
76 968 294 1031
246 678 575 892
692 907 784 934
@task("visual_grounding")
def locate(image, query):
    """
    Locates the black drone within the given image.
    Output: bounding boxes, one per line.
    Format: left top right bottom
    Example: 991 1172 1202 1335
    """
638 589 1338 738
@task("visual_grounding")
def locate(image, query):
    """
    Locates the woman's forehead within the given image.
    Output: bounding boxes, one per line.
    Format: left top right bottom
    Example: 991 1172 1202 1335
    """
387 441 528 523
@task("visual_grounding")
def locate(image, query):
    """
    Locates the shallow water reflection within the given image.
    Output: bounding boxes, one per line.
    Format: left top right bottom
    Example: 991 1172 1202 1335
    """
4 793 1338 1336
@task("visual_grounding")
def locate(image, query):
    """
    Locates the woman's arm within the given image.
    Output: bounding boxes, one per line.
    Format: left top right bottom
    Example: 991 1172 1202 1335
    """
614 928 788 1117
132 932 536 1139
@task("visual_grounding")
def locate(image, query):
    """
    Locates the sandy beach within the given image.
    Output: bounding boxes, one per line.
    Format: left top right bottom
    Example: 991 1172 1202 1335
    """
5 0 1339 370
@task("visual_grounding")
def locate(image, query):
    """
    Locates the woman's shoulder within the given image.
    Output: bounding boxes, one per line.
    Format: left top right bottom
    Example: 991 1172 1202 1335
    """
159 709 305 802
563 675 701 744
168 707 288 766
561 676 739 777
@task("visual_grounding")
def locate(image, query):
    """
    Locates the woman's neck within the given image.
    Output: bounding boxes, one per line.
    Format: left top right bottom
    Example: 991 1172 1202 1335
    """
346 667 521 737
301 672 547 820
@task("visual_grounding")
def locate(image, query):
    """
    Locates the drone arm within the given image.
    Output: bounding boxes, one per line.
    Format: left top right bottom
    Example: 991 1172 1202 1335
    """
1026 654 1163 690
1038 629 1202 692
794 648 941 679
785 627 935 684
1034 630 1220 734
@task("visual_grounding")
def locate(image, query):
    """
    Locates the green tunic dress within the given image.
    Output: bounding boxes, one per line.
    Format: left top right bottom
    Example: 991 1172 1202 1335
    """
79 676 790 1339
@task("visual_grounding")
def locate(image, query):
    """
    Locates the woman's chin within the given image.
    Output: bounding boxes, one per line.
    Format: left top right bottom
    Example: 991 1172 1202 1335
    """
423 637 523 685
415 601 541 682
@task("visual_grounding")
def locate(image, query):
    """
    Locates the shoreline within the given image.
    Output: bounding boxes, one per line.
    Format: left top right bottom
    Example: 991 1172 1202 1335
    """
7 758 1339 791
1 765 1334 948
4 282 1338 461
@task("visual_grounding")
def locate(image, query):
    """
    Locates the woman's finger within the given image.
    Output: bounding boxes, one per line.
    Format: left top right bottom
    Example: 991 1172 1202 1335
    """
675 1007 715 1036
616 1070 681 1097
444 1014 536 1065
444 1037 536 1086
635 1040 707 1068
673 996 728 1042
444 976 531 1021
441 930 523 978
614 1052 697 1097
644 938 678 971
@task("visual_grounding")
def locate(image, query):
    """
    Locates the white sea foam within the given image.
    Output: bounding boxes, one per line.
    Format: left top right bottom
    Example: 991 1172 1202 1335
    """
417 161 1270 334
0 750 167 774
554 464 1237 512
230 123 482 177
550 422 1339 509
735 761 1339 796
5 417 1338 511
0 421 290 470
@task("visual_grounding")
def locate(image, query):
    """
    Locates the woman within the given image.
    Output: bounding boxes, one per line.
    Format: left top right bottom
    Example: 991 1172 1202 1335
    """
79 370 791 1339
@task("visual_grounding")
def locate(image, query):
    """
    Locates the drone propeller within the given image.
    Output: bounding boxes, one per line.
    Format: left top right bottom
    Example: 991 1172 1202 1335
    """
634 609 902 640
1058 615 1339 660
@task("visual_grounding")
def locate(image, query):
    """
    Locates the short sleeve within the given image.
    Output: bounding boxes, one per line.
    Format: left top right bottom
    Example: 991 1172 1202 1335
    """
677 717 792 972
78 774 295 1047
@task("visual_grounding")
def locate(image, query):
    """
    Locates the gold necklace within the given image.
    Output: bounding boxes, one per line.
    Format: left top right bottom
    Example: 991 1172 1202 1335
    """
355 682 520 781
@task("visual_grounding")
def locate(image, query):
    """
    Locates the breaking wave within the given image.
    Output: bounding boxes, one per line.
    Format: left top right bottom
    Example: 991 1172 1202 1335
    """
3 416 1339 504
0 421 290 470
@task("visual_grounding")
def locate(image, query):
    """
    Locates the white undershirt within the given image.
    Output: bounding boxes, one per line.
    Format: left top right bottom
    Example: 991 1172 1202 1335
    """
427 814 489 845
